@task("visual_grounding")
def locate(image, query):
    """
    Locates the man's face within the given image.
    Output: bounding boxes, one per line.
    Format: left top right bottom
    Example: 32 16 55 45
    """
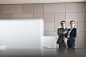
61 22 65 27
70 22 75 27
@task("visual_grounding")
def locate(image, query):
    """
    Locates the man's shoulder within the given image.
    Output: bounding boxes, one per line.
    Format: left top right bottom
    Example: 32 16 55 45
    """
65 28 68 29
57 28 62 31
58 28 61 29
58 27 68 29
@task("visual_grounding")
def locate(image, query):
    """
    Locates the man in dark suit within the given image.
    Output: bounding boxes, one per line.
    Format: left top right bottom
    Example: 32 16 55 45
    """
67 20 78 48
57 21 68 49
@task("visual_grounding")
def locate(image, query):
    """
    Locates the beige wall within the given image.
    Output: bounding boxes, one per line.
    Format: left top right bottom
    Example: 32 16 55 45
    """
0 0 85 4
0 2 86 48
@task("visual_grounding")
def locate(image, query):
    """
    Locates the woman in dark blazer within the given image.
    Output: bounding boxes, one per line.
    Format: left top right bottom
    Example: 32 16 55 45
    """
67 20 78 48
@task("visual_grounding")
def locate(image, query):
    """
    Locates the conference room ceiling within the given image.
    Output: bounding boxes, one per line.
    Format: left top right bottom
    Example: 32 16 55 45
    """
0 0 86 4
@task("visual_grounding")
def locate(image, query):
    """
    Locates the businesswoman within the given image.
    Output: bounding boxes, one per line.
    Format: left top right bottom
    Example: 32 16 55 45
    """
67 20 78 48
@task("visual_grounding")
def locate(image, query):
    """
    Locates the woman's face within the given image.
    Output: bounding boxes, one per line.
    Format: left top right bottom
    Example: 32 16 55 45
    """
70 22 75 27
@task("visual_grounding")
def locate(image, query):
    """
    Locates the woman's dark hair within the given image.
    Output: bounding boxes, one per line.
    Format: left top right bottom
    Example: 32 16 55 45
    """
70 20 75 24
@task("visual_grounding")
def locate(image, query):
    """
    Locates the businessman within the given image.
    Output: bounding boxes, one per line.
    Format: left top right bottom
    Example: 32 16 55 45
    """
67 20 78 48
57 21 68 49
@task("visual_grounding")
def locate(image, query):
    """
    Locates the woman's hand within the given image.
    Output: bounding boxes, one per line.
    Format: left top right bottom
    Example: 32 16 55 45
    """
58 35 60 36
67 35 70 38
67 38 69 41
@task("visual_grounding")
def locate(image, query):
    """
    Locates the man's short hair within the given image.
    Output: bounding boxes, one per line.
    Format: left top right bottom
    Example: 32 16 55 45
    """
60 21 65 24
70 20 75 24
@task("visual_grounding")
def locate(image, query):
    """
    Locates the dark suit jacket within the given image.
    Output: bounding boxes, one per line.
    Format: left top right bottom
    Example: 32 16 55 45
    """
67 27 78 42
57 28 68 44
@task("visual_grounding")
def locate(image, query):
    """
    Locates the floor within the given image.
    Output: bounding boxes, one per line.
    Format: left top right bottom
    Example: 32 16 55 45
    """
0 48 86 57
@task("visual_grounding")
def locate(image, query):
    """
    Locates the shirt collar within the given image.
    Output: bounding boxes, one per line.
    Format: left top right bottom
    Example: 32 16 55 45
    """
70 27 74 29
61 27 65 29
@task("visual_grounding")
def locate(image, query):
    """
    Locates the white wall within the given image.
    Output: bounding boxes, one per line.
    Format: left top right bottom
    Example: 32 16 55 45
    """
0 19 44 49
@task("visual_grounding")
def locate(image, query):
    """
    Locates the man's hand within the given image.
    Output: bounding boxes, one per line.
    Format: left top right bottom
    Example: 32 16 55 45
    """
67 35 70 38
64 31 67 33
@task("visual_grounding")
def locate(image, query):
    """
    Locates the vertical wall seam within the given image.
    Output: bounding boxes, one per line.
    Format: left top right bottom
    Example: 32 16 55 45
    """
65 3 66 26
33 4 34 19
2 4 3 19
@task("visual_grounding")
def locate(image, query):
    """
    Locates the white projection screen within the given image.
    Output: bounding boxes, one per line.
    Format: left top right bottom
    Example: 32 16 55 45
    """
0 19 44 49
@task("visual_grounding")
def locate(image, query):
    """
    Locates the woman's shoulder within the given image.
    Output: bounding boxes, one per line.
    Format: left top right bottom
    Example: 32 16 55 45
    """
74 27 77 30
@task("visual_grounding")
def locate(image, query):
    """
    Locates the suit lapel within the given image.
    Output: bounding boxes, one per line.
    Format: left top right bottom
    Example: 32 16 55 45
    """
70 27 75 35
